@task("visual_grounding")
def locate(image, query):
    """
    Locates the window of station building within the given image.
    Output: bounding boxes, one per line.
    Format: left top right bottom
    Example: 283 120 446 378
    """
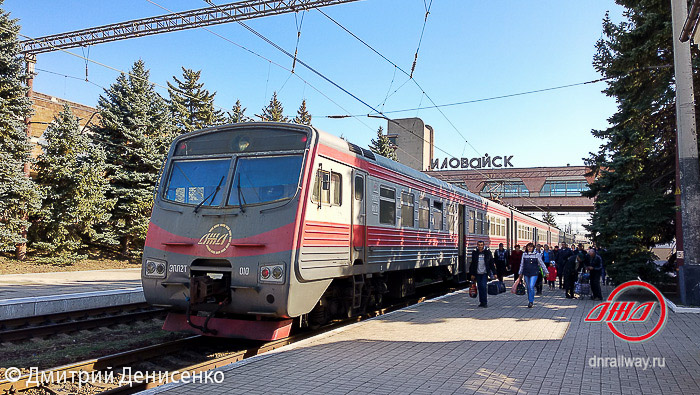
479 181 530 198
401 192 415 228
379 186 396 225
539 180 589 197
432 201 443 230
419 197 430 229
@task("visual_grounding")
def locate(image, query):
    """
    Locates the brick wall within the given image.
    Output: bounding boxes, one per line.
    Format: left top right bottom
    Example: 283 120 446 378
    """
28 92 99 159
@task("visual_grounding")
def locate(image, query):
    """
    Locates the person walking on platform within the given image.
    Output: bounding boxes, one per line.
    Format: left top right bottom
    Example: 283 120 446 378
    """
564 253 584 298
587 248 604 300
556 243 573 289
469 241 496 308
517 243 548 308
493 243 509 284
537 245 554 294
509 244 523 278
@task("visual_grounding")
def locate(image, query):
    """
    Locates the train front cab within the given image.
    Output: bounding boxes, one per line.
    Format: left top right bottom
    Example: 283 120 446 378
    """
141 123 318 340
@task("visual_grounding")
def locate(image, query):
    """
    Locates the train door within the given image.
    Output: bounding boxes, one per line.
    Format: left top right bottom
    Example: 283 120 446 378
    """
457 204 466 282
507 218 512 250
351 170 367 264
514 220 518 246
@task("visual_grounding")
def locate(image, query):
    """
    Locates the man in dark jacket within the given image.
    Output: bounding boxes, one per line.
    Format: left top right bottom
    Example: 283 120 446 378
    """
469 241 496 308
563 253 583 299
587 248 604 300
556 243 573 289
493 243 509 283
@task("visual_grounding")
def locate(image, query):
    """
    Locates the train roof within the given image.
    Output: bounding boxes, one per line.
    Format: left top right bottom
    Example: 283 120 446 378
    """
314 128 558 230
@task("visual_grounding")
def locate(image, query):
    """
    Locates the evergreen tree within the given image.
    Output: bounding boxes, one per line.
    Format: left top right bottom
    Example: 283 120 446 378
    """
94 60 175 258
369 126 397 160
31 106 114 260
293 99 312 125
0 2 41 257
585 1 700 282
228 99 247 123
167 67 225 133
541 211 557 227
258 92 289 122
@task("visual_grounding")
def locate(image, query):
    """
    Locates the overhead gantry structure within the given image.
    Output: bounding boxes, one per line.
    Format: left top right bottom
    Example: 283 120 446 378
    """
20 0 361 55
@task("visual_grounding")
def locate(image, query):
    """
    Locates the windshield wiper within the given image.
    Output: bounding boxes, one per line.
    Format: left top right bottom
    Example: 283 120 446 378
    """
194 175 225 213
237 177 247 213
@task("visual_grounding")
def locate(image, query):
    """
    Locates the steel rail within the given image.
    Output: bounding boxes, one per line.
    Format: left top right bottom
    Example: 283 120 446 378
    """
0 284 461 394
0 307 166 343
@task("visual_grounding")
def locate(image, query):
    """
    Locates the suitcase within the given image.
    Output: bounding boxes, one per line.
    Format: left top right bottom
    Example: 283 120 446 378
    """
497 281 506 294
487 281 499 295
575 282 590 296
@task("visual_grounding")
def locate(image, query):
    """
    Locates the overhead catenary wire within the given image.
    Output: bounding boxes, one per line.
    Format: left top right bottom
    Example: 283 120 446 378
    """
410 0 434 78
145 0 373 130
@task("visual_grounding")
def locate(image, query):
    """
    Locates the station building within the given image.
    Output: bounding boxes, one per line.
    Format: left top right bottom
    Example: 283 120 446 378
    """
385 117 594 240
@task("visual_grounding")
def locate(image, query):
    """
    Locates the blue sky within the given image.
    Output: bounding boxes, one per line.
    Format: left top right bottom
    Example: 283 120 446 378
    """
7 0 624 167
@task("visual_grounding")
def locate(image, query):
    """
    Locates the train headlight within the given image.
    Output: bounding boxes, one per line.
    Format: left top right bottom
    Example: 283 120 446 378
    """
144 259 167 279
260 264 284 284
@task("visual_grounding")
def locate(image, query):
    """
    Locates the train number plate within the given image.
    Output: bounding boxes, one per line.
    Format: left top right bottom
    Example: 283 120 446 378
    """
168 264 188 273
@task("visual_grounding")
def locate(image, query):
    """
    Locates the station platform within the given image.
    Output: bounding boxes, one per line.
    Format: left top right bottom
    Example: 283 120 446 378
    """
148 281 700 395
0 269 144 320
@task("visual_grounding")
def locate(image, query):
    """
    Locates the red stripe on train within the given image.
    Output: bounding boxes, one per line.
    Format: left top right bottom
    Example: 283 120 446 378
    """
144 221 295 258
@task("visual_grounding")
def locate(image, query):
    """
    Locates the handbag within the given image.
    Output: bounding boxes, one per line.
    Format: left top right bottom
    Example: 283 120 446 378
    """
511 278 521 294
469 283 478 298
516 281 526 295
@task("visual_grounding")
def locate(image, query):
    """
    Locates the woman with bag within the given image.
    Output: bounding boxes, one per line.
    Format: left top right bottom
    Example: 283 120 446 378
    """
517 242 548 308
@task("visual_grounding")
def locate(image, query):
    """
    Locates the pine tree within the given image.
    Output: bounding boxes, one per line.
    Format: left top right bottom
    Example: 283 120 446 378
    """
0 2 41 257
167 67 225 133
31 105 114 261
541 211 557 227
293 99 312 125
258 92 289 122
584 1 700 282
228 99 247 123
94 60 175 258
369 126 397 160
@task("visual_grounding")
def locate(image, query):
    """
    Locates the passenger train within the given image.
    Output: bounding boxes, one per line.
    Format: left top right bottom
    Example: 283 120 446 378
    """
141 123 561 340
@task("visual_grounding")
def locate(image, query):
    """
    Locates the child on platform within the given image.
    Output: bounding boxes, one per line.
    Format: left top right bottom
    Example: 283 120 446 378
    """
547 265 557 290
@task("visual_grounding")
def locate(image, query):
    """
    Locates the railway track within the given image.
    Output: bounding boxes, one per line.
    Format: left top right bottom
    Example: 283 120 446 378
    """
0 303 166 343
0 284 463 395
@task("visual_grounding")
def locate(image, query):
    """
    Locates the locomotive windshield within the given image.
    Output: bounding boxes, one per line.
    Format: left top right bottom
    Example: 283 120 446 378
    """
174 128 308 156
228 155 304 207
164 159 231 206
162 127 309 208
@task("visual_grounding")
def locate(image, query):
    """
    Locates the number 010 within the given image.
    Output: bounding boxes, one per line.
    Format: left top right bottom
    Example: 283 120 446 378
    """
239 267 250 276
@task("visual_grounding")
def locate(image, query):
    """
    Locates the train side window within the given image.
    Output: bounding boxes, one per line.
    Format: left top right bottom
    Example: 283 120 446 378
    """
312 169 341 206
331 173 341 205
379 186 396 225
419 197 430 228
468 210 475 234
447 205 456 233
432 201 443 230
401 192 415 227
354 176 363 200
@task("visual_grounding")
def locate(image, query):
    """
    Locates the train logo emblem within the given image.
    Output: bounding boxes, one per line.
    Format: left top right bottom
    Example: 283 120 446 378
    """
198 224 232 255
584 280 667 343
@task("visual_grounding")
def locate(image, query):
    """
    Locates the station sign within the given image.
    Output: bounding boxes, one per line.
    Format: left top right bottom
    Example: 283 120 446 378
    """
431 154 514 170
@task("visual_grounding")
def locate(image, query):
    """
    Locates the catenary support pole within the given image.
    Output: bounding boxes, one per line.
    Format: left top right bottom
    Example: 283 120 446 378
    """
671 0 700 305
